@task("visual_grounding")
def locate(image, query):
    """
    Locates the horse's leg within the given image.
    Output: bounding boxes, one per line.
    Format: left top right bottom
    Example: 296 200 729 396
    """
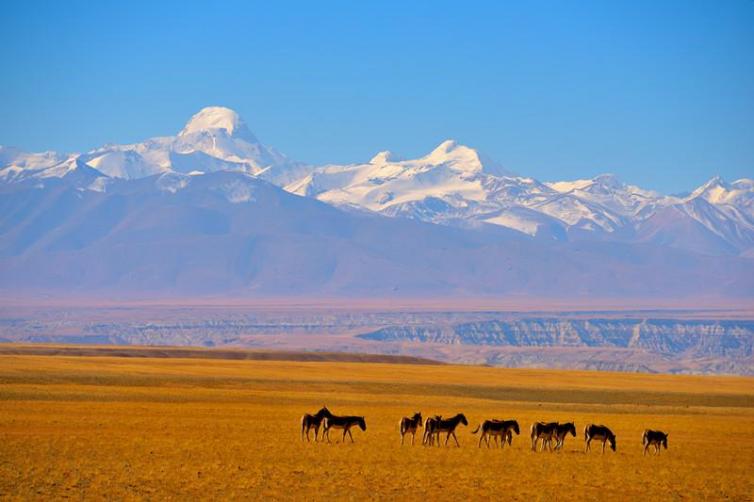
585 437 591 452
313 425 319 442
400 432 405 446
348 428 355 443
452 431 460 447
643 443 648 456
411 431 415 446
601 440 606 454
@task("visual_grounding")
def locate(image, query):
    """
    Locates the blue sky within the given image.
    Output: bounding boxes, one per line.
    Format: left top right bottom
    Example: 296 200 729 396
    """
1 0 752 193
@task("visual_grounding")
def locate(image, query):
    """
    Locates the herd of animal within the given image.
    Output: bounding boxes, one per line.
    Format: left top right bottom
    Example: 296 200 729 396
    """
301 407 670 455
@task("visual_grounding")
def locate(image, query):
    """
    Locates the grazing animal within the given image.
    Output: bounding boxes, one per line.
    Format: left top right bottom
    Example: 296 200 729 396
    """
584 424 617 453
322 414 367 443
423 415 443 446
399 412 423 446
642 429 668 456
553 422 577 451
530 422 559 452
300 406 332 442
471 419 520 448
434 413 469 447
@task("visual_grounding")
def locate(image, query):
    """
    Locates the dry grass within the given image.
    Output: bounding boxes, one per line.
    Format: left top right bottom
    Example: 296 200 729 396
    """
1 352 753 500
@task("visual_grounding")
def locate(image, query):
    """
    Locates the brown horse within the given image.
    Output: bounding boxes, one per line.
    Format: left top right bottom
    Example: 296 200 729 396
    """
553 422 577 451
423 415 443 446
471 419 520 448
300 406 332 442
530 422 558 452
642 429 668 455
399 412 423 446
322 414 367 443
434 413 469 447
585 424 617 453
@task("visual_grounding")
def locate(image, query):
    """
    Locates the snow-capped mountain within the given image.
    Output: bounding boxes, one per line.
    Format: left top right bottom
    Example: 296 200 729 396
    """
282 139 752 255
1 167 751 298
1 106 752 260
0 107 307 184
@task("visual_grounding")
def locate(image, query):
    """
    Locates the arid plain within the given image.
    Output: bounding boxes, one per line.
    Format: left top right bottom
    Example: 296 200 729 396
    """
1 347 753 500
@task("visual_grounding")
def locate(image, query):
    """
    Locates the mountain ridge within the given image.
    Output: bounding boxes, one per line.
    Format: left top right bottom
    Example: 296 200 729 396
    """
2 106 750 258
0 106 752 299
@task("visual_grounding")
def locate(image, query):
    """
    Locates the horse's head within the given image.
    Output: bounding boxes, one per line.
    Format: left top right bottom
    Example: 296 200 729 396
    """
662 433 668 449
567 422 576 437
359 417 367 431
317 406 332 418
609 434 617 451
413 412 422 422
512 421 520 435
459 413 468 426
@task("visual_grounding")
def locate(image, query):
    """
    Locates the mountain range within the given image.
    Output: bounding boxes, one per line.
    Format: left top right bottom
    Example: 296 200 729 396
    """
1 106 752 298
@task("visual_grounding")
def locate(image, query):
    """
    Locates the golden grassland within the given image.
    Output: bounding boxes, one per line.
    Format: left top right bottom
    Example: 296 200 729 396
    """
1 351 753 501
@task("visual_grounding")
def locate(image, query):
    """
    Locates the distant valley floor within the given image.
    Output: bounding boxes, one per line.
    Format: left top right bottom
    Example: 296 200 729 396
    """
0 302 752 375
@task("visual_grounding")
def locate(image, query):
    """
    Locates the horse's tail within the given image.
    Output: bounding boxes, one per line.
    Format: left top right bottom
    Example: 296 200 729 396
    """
584 424 590 441
641 430 648 446
471 424 481 434
530 423 537 439
399 418 406 435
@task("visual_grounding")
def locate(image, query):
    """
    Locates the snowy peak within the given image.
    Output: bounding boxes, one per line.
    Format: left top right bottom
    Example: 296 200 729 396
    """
689 176 738 203
424 139 483 172
178 106 255 141
369 151 398 164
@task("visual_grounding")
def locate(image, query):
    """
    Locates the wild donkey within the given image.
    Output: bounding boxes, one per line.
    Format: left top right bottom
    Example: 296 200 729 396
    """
584 424 617 453
553 422 577 451
300 406 332 442
322 414 367 443
423 415 443 446
530 422 559 452
642 429 668 455
471 419 520 448
433 413 469 447
399 412 423 446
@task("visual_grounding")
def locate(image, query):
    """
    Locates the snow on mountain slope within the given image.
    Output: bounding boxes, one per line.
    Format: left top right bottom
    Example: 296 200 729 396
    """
1 170 751 298
689 177 754 223
0 146 73 182
1 106 752 256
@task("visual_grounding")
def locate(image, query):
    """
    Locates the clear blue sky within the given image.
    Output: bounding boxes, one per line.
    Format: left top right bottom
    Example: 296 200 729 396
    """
1 0 752 193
